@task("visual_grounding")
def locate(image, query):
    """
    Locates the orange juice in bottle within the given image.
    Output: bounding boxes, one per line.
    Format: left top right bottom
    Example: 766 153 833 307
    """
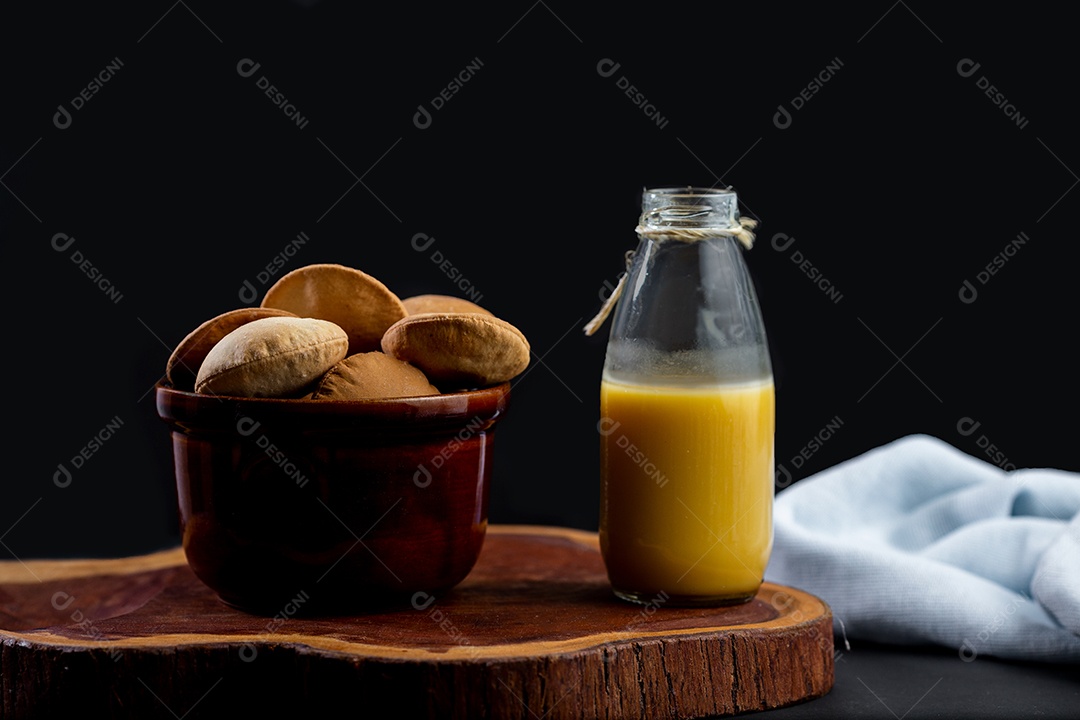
592 187 774 606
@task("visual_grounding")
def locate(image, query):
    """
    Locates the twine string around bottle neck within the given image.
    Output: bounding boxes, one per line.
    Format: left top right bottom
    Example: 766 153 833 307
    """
582 216 758 337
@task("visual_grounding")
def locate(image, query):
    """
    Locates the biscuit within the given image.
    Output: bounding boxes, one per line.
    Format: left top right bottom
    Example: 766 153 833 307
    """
195 316 349 397
166 307 297 391
310 352 440 400
381 313 530 389
401 294 492 316
260 263 407 355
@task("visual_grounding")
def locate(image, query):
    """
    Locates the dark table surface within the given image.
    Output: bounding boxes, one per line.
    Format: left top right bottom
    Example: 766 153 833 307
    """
753 638 1079 720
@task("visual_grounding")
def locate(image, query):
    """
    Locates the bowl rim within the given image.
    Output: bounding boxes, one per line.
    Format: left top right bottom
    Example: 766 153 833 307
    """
155 379 510 404
155 380 512 427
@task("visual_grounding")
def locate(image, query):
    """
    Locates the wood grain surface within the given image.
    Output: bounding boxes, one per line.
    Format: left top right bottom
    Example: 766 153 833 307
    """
0 525 834 719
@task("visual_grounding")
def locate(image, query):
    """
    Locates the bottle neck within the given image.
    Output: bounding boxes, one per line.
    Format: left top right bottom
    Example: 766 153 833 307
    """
582 187 757 338
633 218 758 249
602 233 772 385
637 187 756 248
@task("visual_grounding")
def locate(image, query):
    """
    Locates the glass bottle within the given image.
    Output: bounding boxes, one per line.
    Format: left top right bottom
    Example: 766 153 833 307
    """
597 186 774 606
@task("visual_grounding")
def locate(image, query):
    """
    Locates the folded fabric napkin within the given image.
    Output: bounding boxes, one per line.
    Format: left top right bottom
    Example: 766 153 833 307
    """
764 434 1080 663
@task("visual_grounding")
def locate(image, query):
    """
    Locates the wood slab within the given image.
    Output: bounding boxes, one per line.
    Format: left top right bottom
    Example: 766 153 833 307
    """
0 525 834 719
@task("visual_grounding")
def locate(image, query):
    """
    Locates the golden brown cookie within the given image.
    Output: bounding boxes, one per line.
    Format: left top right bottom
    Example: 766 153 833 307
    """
166 307 297 391
401 294 493 316
310 352 440 400
195 316 349 398
260 263 407 355
381 313 530 389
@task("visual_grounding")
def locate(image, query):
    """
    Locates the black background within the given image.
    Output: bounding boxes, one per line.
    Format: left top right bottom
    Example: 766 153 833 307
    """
4 1 1077 564
4 4 1080 718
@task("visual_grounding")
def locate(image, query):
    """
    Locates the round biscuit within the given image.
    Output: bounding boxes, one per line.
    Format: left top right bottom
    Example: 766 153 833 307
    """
195 316 349 398
260 263 407 355
310 352 440 400
166 307 297 391
401 294 493 316
380 313 530 389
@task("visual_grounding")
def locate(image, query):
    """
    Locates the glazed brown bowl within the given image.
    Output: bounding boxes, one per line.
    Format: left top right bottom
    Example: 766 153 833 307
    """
155 382 510 614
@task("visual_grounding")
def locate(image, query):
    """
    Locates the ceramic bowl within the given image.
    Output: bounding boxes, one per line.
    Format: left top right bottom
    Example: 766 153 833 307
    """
155 382 510 614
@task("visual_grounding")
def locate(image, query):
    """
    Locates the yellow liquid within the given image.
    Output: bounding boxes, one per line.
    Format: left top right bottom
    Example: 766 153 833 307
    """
599 377 775 605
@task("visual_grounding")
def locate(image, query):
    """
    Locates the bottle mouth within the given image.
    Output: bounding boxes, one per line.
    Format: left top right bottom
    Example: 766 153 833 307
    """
640 186 739 229
644 186 736 198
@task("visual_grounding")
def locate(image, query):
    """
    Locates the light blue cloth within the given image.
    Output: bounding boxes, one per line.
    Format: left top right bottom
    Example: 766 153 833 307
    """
765 434 1080 663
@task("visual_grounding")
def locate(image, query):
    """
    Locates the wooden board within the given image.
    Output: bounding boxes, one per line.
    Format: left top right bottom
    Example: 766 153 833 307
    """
0 525 834 719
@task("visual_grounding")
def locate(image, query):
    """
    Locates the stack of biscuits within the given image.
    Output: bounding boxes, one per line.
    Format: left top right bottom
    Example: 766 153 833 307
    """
164 263 530 400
